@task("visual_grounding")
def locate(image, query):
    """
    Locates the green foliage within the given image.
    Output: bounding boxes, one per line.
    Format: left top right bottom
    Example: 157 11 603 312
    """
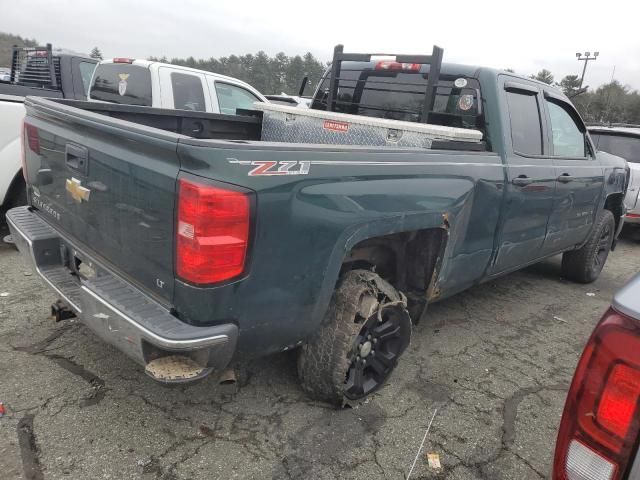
148 51 326 95
574 80 640 124
530 69 554 85
0 32 38 67
90 47 103 60
558 75 582 97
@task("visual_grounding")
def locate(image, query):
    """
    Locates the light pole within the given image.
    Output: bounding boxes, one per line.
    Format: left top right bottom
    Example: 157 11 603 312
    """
576 51 599 89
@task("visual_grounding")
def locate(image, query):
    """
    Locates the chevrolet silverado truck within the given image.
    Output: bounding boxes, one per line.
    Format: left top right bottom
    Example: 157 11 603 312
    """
0 44 97 211
7 53 629 405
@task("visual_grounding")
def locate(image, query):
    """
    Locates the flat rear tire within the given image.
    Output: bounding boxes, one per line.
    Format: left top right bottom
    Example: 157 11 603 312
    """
297 269 411 405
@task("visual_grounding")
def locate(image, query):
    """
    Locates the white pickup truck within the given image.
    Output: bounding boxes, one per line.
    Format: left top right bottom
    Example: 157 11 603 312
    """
1 55 267 213
88 58 267 114
0 45 97 211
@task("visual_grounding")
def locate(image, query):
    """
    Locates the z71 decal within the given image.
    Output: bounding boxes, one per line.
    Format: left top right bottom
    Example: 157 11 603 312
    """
228 159 310 176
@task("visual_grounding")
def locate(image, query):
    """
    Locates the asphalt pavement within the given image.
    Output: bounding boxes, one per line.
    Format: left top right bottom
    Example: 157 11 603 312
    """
1 217 639 480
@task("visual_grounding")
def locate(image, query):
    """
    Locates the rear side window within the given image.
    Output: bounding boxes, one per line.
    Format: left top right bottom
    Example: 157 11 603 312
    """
171 73 206 112
215 83 261 115
506 91 543 155
90 64 152 106
591 133 640 163
546 100 585 157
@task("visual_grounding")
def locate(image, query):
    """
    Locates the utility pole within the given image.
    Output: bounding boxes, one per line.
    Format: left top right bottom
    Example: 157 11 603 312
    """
576 51 599 89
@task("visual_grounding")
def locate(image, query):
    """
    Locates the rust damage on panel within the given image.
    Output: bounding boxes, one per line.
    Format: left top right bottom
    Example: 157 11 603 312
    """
426 213 451 302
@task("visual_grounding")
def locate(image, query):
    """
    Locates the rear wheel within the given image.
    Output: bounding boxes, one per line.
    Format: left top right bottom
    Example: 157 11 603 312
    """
297 269 411 405
561 210 615 283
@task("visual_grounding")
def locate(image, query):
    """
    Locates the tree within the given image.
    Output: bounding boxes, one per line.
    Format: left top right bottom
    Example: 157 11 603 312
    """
558 75 582 97
90 47 103 60
286 55 306 94
530 69 554 85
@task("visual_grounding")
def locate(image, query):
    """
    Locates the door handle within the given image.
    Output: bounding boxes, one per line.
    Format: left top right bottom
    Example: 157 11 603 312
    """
65 143 89 176
557 173 574 183
512 175 533 187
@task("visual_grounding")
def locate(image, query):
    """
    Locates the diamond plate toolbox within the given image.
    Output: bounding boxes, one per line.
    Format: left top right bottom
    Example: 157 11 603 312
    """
253 102 483 148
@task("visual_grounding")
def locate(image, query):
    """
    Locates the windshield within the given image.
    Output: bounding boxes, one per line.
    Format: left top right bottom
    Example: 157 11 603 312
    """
591 132 640 163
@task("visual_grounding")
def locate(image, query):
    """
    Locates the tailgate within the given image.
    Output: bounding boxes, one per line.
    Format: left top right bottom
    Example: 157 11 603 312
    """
22 97 180 303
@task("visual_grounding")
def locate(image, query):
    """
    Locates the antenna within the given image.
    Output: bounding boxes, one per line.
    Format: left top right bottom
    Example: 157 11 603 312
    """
603 65 617 124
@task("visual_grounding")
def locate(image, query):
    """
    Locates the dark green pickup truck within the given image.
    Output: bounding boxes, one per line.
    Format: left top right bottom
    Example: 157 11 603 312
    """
7 60 629 405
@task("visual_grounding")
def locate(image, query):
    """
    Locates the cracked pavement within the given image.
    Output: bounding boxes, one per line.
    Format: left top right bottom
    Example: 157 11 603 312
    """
1 217 639 479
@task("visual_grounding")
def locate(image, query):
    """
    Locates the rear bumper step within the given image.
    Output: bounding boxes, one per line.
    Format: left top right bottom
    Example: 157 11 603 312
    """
6 206 237 383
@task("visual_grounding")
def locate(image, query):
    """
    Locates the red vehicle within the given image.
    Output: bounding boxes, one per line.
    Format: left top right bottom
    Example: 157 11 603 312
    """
554 273 640 479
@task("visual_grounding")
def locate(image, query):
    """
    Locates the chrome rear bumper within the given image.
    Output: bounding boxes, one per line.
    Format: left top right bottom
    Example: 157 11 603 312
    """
6 206 237 383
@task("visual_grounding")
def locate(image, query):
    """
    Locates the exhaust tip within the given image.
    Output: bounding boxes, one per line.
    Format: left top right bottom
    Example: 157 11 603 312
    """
218 368 237 385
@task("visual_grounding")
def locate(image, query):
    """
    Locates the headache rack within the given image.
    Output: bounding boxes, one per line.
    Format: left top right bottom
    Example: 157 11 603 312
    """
326 44 444 124
10 43 61 89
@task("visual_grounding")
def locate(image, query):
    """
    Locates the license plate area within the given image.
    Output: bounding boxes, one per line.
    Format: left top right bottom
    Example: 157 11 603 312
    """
62 243 100 281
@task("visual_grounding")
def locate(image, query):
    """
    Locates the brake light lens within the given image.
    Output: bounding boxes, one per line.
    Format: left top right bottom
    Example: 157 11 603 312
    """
627 213 640 219
21 121 40 182
375 61 421 72
113 58 134 64
553 307 640 480
24 122 40 154
176 177 251 284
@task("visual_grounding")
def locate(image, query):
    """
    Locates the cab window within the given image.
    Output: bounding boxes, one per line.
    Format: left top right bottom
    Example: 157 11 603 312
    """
171 73 206 112
215 83 261 115
505 91 543 155
90 64 152 106
546 100 586 157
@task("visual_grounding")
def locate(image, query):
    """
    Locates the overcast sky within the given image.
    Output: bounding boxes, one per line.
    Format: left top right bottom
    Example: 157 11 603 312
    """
2 0 639 90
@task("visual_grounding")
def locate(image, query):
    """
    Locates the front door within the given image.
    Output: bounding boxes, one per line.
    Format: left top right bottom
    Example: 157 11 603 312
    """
542 92 603 253
491 79 556 274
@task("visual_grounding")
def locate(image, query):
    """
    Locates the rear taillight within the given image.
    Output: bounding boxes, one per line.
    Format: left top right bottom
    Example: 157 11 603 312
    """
113 58 134 64
375 60 421 72
21 121 40 181
176 176 251 285
627 213 640 219
554 307 640 480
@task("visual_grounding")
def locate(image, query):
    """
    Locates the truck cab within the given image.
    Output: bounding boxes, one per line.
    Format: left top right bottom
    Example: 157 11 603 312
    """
88 59 268 115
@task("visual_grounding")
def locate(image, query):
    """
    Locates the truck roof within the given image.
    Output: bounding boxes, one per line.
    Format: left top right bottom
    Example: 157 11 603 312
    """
588 125 640 137
98 58 260 88
328 60 567 96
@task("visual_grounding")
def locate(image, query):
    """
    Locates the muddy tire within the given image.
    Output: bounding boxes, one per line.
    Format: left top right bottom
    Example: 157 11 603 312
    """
561 209 615 284
297 269 411 405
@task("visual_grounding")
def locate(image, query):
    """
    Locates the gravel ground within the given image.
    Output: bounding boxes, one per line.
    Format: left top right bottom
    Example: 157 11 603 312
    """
1 216 639 480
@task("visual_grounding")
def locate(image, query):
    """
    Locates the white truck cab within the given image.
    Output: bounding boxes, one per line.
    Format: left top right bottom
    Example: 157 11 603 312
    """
89 59 267 114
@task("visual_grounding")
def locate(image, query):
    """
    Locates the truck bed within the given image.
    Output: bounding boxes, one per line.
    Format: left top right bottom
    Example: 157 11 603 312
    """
50 99 263 140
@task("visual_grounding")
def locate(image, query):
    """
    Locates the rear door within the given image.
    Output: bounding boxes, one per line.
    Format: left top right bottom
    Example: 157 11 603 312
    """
24 101 180 303
158 68 211 112
542 92 603 252
491 79 556 274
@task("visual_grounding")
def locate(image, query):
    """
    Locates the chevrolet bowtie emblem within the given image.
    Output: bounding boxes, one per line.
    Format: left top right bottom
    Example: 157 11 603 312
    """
65 177 91 203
